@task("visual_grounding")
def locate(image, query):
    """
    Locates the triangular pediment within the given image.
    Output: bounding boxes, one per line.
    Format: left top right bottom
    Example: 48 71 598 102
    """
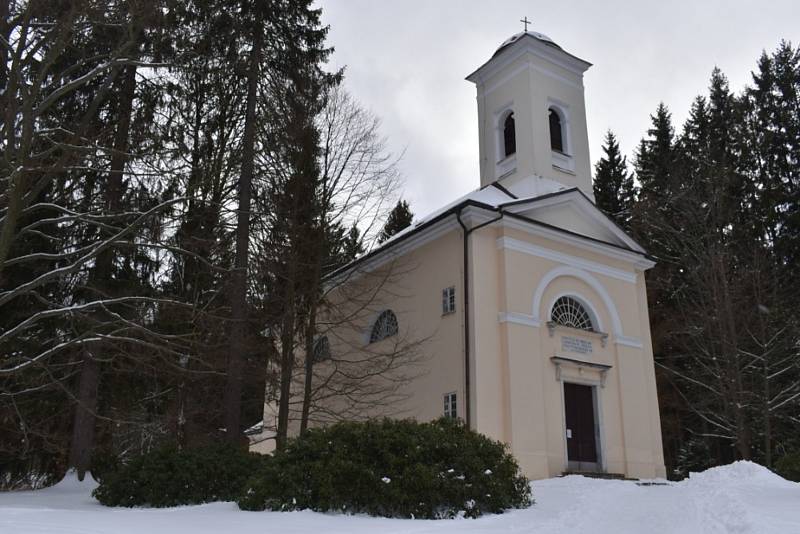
501 189 646 254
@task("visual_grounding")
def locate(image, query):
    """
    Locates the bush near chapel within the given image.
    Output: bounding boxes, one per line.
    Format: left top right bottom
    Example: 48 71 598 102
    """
237 417 532 519
93 444 264 507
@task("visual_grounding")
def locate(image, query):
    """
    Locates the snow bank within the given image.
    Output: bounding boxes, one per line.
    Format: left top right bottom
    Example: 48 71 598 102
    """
686 460 795 488
0 462 798 534
49 470 100 493
1 470 99 510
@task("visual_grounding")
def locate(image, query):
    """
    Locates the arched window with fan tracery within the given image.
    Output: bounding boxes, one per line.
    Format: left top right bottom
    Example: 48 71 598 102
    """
369 310 398 343
550 296 595 332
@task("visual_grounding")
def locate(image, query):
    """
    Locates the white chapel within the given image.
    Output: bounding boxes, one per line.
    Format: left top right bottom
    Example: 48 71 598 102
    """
253 29 667 480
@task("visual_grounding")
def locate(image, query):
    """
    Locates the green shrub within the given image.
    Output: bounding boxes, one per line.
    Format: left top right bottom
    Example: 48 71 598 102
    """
93 443 264 507
672 437 715 480
237 417 532 519
775 451 800 482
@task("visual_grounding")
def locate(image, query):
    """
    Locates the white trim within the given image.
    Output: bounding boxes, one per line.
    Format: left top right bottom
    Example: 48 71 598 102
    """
460 205 499 226
552 150 573 172
531 265 624 337
499 217 654 270
498 236 637 284
530 62 583 90
494 104 517 178
615 336 644 349
502 190 647 255
547 100 573 167
501 266 646 347
325 217 461 287
481 59 583 97
485 64 529 96
498 311 541 327
558 376 607 473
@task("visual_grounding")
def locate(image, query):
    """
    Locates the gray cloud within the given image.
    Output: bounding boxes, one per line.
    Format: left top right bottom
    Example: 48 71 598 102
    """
320 0 800 216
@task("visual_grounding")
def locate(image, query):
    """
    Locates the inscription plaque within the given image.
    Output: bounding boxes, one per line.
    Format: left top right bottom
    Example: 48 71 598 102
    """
561 335 593 354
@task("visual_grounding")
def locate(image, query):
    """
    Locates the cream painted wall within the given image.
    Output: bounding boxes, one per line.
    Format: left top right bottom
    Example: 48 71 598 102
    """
252 226 468 448
253 214 666 481
485 221 666 479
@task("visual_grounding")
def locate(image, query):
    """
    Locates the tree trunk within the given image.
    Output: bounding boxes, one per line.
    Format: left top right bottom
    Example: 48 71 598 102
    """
299 301 318 435
0 0 9 95
67 64 137 476
275 269 297 450
68 351 100 480
299 229 325 435
223 19 262 443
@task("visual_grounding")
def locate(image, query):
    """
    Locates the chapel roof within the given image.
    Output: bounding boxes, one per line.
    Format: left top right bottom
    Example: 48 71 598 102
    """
467 29 591 82
325 179 653 283
492 30 562 58
379 176 569 248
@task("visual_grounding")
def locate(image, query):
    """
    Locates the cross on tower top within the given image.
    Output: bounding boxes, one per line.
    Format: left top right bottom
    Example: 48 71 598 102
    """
520 16 532 32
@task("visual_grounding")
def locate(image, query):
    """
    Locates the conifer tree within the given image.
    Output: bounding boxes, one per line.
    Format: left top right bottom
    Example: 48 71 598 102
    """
593 130 636 230
223 0 264 444
746 42 800 265
342 225 366 263
0 0 404 483
634 103 676 201
633 58 800 471
378 200 414 243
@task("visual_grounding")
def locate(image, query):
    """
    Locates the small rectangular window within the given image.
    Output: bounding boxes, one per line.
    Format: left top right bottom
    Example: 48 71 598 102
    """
442 286 456 314
444 392 457 419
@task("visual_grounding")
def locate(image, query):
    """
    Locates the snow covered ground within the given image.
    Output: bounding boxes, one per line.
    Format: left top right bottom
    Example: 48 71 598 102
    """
1 461 798 534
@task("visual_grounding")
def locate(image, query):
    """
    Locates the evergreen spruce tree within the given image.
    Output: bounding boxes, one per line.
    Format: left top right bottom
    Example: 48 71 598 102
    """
1 0 403 483
340 224 366 265
632 102 677 257
253 0 341 449
160 0 247 447
637 59 800 470
593 130 636 230
746 42 800 265
634 102 676 200
378 200 414 243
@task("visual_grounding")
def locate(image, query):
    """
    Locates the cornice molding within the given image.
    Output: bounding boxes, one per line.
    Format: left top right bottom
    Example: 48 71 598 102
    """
325 218 460 287
497 236 638 283
615 336 645 349
499 218 654 270
498 311 541 327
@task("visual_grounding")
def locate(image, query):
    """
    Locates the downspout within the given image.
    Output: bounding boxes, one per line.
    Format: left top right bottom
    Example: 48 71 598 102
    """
456 207 504 430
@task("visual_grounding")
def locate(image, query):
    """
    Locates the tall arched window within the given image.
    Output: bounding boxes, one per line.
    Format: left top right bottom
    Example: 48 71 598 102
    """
549 108 564 152
503 112 516 157
551 296 594 331
370 310 398 343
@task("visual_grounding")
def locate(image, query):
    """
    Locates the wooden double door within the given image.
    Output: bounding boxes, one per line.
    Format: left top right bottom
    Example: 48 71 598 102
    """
564 382 600 471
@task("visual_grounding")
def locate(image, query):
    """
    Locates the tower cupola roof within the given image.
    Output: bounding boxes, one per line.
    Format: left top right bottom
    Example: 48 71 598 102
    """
493 30 561 57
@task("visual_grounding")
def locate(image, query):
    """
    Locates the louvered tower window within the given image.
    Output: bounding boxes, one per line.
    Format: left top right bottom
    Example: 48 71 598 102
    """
503 112 516 157
549 107 564 152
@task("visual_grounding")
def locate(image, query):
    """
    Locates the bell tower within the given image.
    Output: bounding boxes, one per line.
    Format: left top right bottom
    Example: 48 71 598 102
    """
466 30 594 198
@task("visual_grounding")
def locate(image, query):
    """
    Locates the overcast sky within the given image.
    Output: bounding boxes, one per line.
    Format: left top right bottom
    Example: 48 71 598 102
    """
319 1 800 217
